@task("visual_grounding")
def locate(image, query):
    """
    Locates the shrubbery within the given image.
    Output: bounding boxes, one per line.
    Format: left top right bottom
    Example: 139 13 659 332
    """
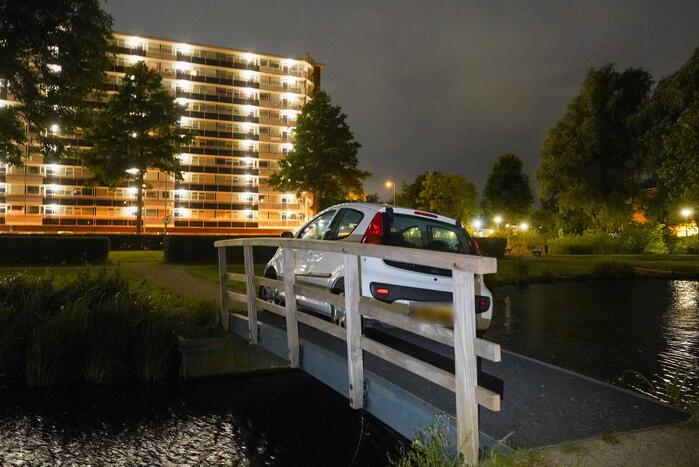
0 236 109 265
107 234 164 251
0 271 220 387
473 237 507 258
164 235 278 264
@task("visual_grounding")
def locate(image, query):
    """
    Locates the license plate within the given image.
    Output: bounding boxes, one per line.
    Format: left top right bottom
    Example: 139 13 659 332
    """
412 305 453 325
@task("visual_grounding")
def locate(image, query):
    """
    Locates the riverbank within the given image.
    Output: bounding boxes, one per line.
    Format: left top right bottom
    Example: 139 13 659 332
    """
487 254 699 286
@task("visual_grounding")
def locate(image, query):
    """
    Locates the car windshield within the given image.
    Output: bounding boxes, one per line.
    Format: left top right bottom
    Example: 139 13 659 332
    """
384 214 474 254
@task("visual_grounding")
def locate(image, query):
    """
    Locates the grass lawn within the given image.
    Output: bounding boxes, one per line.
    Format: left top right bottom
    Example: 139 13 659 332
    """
490 254 699 286
187 263 266 294
109 250 164 264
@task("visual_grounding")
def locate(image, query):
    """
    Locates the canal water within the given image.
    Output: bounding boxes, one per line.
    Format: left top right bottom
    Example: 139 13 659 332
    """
488 279 699 405
0 371 405 465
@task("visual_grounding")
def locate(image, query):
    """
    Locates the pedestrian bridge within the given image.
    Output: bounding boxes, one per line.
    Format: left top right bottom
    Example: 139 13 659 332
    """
214 237 688 463
215 237 502 464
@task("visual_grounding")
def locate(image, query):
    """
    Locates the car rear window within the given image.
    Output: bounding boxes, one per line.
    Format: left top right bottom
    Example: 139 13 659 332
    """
384 214 474 254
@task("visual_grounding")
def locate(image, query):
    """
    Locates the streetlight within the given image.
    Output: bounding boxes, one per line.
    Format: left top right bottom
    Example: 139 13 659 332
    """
681 208 693 237
494 215 502 231
473 219 482 231
385 180 396 206
519 222 529 232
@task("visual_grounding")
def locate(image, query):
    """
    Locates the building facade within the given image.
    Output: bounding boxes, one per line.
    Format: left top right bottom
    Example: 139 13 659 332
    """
0 33 319 235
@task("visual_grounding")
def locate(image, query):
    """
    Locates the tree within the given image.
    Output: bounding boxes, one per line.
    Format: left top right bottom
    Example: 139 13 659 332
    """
396 172 430 208
537 65 653 232
643 46 699 221
267 90 370 213
660 101 699 210
83 62 193 234
482 153 533 222
417 172 478 222
0 0 113 165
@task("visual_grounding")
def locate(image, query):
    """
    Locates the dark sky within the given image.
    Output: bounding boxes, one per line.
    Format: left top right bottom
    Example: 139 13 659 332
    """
104 0 699 197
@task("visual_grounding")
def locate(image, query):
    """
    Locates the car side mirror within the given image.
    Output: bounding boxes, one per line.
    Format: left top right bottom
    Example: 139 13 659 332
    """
280 231 294 238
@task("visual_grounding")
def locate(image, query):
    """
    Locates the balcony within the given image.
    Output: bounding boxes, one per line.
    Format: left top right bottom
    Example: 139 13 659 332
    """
176 71 260 89
176 52 261 72
258 151 285 160
258 133 289 143
175 89 260 106
259 202 301 210
259 116 296 126
185 110 259 124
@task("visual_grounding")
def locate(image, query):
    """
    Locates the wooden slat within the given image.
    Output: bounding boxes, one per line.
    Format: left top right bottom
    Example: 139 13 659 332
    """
217 247 229 332
254 276 284 289
297 311 347 340
214 237 497 274
227 290 248 303
476 386 501 412
359 298 453 347
255 297 285 317
452 269 479 464
344 253 364 409
359 296 410 316
475 338 501 362
294 283 343 308
226 272 247 282
243 244 258 344
361 336 456 391
282 248 300 368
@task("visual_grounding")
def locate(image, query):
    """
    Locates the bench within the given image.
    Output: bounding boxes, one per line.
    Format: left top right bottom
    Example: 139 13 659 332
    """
530 246 545 256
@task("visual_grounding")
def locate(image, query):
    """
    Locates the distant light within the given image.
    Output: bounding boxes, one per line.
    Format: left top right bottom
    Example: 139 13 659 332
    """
242 70 255 80
48 64 62 73
384 180 394 188
176 80 193 92
127 187 137 197
179 117 191 126
175 62 191 72
519 222 529 231
494 216 502 224
48 184 59 192
681 208 693 218
243 53 255 63
125 36 144 49
126 167 139 175
130 131 138 138
176 43 193 54
473 219 482 229
175 97 189 106
46 164 60 172
49 124 59 134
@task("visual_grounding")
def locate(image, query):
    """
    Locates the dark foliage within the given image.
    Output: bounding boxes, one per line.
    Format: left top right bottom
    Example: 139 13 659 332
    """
0 236 109 265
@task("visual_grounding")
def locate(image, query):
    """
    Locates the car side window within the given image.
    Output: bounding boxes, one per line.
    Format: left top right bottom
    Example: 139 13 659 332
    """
327 209 364 240
298 210 336 240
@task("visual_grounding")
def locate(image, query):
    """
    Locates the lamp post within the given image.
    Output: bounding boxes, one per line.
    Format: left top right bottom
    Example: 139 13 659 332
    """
494 216 502 231
681 208 693 237
385 180 396 206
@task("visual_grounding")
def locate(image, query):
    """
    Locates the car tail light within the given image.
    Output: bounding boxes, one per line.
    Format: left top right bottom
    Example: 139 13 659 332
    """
472 239 481 256
475 295 490 313
362 212 384 244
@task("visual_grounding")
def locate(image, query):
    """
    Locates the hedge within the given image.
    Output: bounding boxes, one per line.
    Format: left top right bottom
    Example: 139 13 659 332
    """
0 235 109 266
474 237 507 259
106 234 163 251
164 235 278 264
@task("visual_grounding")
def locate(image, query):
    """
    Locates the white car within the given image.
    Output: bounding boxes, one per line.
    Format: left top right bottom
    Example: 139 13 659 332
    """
259 203 494 335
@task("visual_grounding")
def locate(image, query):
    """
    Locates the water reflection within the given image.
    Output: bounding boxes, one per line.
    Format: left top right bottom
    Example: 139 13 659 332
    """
488 279 699 404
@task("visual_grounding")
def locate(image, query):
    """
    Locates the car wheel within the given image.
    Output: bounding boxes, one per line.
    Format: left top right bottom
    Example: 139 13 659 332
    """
330 291 345 327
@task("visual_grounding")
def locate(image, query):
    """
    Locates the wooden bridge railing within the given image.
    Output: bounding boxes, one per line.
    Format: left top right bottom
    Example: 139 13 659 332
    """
214 237 500 464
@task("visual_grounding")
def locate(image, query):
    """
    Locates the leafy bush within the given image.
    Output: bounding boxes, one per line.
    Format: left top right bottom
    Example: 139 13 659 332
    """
0 271 220 387
164 235 277 264
474 237 507 259
0 236 109 265
591 262 635 279
671 236 699 254
548 232 624 255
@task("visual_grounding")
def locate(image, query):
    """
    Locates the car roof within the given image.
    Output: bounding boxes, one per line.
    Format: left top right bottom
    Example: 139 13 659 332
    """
320 202 459 225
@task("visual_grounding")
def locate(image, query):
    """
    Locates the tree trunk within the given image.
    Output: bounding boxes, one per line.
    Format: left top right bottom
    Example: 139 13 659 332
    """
136 170 144 234
311 192 320 216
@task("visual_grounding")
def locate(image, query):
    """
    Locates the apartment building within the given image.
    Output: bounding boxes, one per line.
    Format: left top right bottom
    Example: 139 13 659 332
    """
0 33 320 234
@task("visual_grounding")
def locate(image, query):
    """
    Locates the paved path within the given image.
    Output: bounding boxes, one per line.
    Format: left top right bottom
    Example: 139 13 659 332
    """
122 263 219 300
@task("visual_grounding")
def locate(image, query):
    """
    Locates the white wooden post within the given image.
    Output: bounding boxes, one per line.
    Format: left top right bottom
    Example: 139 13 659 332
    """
452 268 479 465
343 253 364 409
217 246 229 332
243 244 258 343
282 247 300 367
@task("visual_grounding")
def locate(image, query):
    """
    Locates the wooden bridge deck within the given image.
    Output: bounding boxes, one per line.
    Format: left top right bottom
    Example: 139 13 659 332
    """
231 311 688 450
